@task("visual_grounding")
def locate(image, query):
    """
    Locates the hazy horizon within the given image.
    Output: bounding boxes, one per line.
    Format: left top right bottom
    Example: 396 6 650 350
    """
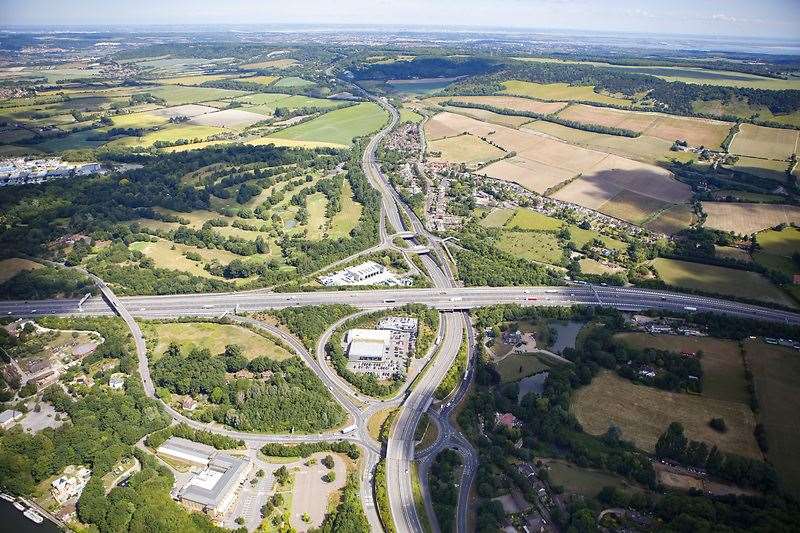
3 0 799 40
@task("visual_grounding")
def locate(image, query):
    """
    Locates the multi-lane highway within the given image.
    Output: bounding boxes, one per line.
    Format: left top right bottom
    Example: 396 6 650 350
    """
3 285 799 324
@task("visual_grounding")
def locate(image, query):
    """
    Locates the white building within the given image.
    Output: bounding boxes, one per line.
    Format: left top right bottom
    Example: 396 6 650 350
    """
319 261 412 287
344 317 418 378
108 373 126 390
0 409 23 429
158 437 251 519
51 465 91 504
345 329 393 362
0 157 105 187
157 437 215 467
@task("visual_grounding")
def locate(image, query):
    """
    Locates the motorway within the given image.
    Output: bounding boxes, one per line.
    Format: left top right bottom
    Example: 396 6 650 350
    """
3 285 800 325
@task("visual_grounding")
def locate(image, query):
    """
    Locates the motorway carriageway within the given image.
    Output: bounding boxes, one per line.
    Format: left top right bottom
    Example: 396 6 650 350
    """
2 285 799 325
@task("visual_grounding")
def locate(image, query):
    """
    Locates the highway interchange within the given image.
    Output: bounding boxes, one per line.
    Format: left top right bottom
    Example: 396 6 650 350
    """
5 93 800 533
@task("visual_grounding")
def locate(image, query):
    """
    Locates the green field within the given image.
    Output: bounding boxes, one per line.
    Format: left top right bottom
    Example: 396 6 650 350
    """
145 322 292 361
514 57 800 91
497 231 565 266
328 181 363 238
237 93 344 115
399 108 424 124
493 208 626 251
36 129 108 152
146 85 248 105
744 340 800 496
579 258 620 275
756 226 800 257
495 353 551 383
479 207 516 228
269 102 388 146
272 77 315 88
752 227 800 276
614 333 750 405
651 257 795 307
504 208 563 231
501 80 633 106
545 459 643 497
108 124 225 148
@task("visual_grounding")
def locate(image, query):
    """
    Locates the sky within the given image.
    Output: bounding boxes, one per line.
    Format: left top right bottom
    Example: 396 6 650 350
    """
2 0 799 40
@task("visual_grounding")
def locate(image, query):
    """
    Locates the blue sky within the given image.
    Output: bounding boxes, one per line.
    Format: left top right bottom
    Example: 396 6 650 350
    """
2 0 799 39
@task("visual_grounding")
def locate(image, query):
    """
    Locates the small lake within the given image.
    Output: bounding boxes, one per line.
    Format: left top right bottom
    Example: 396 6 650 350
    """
549 321 585 354
385 77 460 94
518 371 549 403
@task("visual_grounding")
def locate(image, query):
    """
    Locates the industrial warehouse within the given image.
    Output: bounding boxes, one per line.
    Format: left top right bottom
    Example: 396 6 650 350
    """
344 316 418 379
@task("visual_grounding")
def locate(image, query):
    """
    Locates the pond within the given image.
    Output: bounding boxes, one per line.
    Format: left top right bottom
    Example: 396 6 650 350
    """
518 371 549 403
549 321 585 354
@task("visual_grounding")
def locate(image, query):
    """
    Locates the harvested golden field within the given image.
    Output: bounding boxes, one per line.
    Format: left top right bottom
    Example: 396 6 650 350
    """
552 155 689 212
557 104 732 148
598 190 673 225
579 258 622 275
442 105 534 128
427 111 690 221
241 58 299 70
744 340 800 496
235 75 279 85
714 245 753 263
644 204 696 235
523 121 693 166
160 74 232 86
428 133 506 164
480 156 575 194
572 371 761 458
0 257 43 284
701 202 800 234
729 123 799 161
427 95 567 114
559 103 658 131
732 156 792 183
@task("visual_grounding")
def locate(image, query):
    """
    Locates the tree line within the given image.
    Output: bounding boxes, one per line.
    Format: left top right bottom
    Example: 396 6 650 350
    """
444 99 641 137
